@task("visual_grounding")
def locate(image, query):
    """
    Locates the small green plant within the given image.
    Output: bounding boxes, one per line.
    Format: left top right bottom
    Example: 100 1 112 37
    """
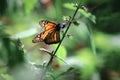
34 1 96 80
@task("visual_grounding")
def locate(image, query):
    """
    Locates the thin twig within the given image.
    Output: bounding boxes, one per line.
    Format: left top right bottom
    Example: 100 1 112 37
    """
39 48 71 65
46 1 82 67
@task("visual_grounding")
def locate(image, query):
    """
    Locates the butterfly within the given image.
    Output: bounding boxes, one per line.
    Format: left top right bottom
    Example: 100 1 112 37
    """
32 20 61 44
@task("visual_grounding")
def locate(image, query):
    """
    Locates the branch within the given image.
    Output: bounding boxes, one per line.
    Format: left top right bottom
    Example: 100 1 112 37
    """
46 1 82 67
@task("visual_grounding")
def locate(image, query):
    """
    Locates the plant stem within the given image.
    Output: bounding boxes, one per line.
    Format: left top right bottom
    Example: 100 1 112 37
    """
87 23 97 57
46 1 82 67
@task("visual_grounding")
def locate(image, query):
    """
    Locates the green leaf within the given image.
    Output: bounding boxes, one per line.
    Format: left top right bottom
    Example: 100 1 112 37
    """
63 3 96 23
63 3 77 10
53 45 67 65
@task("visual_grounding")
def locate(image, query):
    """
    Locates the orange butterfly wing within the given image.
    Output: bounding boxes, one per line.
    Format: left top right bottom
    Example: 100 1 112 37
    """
40 20 56 41
44 29 60 44
32 20 60 44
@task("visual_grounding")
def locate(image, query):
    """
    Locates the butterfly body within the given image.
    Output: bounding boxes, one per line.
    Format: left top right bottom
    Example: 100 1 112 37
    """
32 20 61 44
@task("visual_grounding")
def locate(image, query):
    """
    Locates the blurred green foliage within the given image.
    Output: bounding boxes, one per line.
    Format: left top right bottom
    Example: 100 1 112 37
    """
0 24 24 68
0 0 120 80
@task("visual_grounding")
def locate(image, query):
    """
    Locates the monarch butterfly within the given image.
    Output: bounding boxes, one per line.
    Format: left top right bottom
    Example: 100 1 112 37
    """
32 20 61 44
